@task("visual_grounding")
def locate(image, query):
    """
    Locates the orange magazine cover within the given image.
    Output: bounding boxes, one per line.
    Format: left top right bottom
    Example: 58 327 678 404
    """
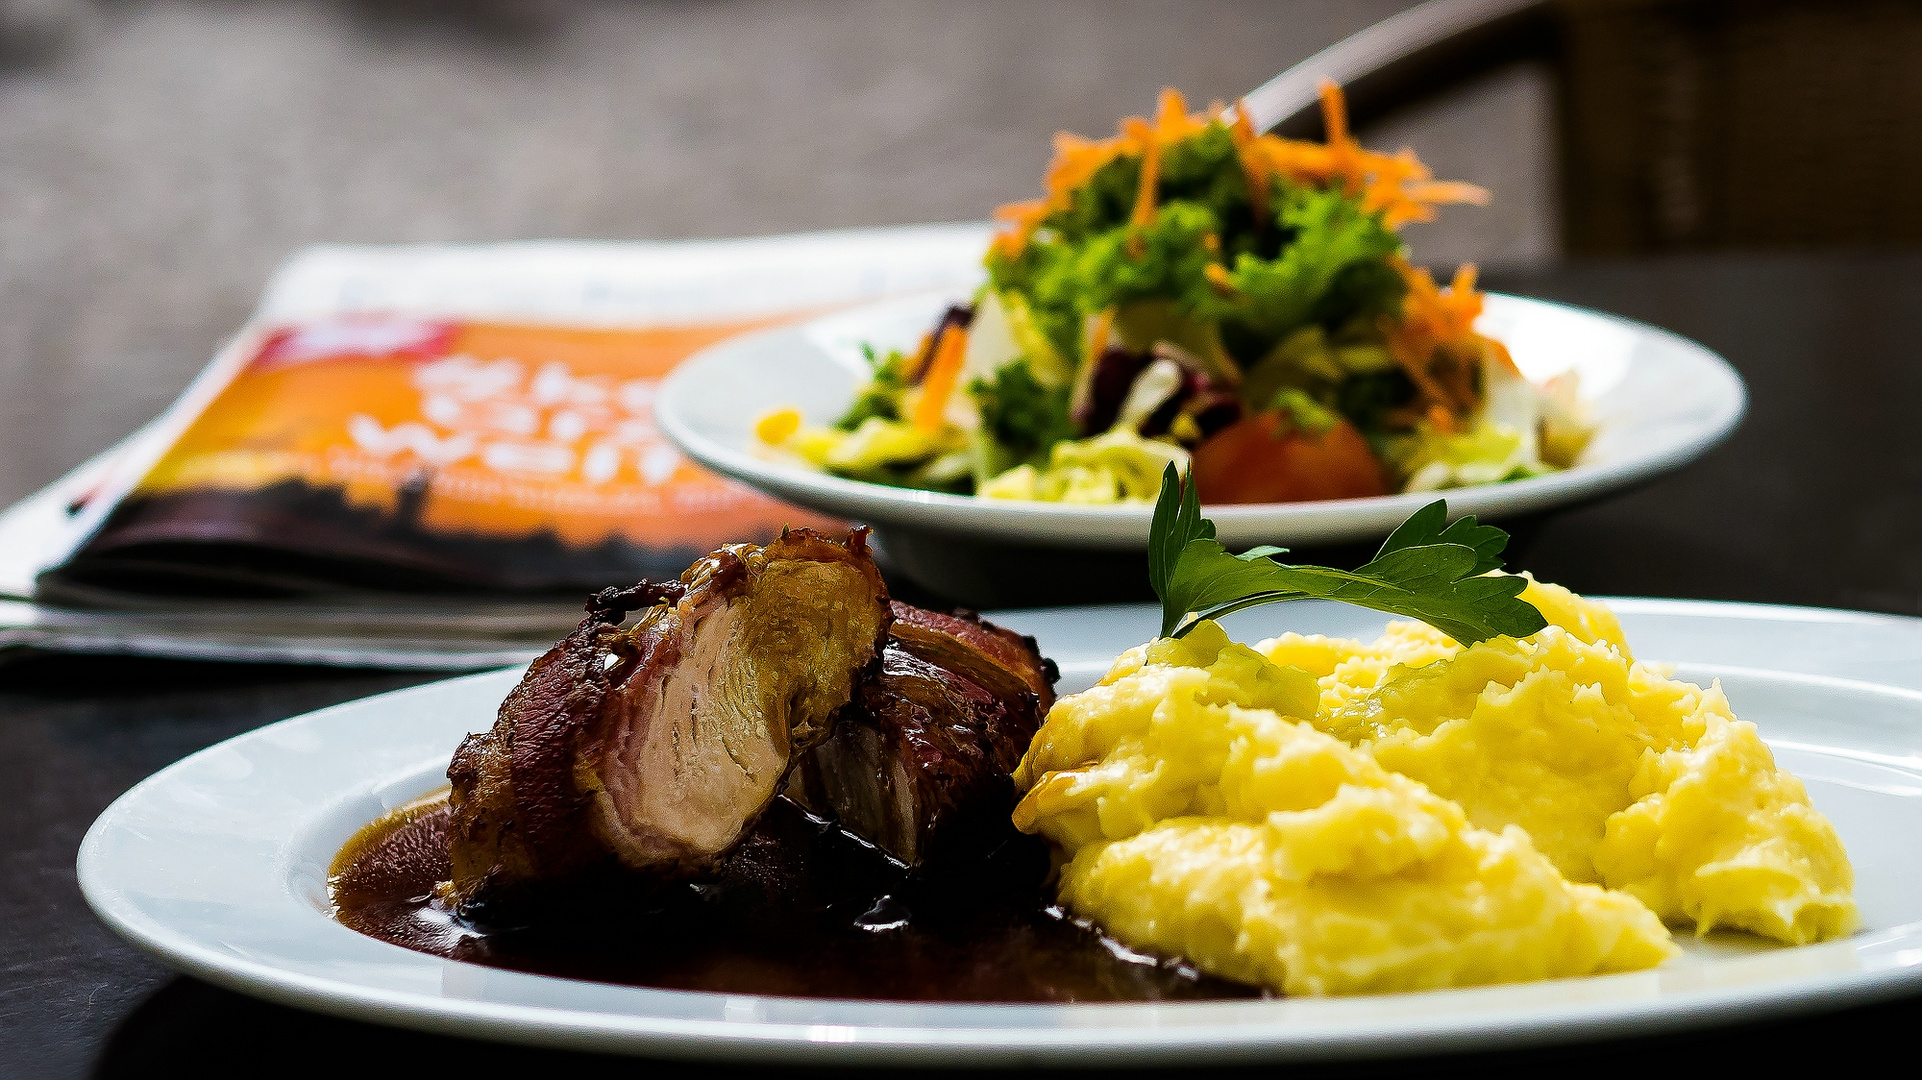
45 229 987 600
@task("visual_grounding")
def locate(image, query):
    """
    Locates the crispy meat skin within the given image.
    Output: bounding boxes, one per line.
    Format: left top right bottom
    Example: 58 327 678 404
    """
888 604 1056 710
444 529 891 915
788 603 1058 868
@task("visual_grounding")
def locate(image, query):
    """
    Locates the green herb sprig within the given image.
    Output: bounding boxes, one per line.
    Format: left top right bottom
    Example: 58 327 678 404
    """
1148 464 1546 643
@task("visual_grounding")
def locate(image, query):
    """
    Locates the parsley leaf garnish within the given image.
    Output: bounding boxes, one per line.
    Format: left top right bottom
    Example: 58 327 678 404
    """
1149 464 1546 643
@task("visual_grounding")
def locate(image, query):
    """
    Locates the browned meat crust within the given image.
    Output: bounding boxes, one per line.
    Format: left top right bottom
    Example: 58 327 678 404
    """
444 529 891 916
887 603 1057 713
787 604 1058 868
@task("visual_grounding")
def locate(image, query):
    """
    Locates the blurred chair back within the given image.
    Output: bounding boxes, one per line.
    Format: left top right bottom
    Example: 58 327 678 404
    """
1253 0 1922 254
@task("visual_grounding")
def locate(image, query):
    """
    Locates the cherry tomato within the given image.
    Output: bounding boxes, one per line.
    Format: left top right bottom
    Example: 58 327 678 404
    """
1191 411 1389 505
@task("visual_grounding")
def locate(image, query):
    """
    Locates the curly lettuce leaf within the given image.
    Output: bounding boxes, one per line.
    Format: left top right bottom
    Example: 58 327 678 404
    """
970 360 1075 481
1157 123 1256 246
1212 185 1405 345
988 130 1415 397
989 238 1089 365
1073 200 1223 316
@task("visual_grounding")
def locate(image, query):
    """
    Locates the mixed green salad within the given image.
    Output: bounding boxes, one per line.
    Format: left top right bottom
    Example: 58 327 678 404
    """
758 83 1593 505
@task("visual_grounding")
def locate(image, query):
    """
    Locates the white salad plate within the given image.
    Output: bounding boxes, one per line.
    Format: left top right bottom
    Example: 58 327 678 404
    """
657 291 1746 550
80 599 1922 1066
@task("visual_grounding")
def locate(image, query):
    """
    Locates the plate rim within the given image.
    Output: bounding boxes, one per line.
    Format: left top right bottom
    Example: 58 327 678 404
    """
656 291 1748 548
78 598 1922 1065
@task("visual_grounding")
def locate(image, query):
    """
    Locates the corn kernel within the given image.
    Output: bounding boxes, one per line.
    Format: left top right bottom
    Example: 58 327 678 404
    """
754 407 802 445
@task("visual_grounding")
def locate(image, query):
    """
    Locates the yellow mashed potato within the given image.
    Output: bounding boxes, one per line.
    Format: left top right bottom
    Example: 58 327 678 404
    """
1011 578 1856 996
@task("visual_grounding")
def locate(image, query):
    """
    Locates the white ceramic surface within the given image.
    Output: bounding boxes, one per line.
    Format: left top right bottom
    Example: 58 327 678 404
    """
78 599 1922 1065
657 292 1746 550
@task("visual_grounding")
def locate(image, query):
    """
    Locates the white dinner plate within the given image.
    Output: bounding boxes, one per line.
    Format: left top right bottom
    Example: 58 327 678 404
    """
656 291 1746 550
80 599 1922 1066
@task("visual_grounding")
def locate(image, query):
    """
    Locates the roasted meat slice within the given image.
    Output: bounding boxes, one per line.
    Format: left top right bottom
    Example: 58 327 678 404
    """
786 603 1058 869
444 528 891 916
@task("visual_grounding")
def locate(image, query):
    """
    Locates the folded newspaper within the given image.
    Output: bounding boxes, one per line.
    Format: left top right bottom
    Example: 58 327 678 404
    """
0 225 990 668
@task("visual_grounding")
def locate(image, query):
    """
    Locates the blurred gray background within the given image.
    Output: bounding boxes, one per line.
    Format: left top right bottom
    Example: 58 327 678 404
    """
0 0 1556 510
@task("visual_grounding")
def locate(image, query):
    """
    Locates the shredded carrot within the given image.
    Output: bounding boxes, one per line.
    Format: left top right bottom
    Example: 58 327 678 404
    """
1319 78 1353 152
901 329 938 383
1319 78 1381 204
1086 308 1115 358
1227 101 1257 147
1229 100 1270 227
1406 180 1491 208
1392 352 1455 416
1152 87 1196 142
1382 257 1516 421
990 81 1485 264
1046 133 1121 205
989 199 1050 260
1239 80 1487 227
1126 123 1162 257
1481 334 1522 377
989 88 1212 260
1129 124 1161 231
912 326 971 431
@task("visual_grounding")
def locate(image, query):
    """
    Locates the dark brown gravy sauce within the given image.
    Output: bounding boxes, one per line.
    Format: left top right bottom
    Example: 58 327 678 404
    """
330 795 1264 1003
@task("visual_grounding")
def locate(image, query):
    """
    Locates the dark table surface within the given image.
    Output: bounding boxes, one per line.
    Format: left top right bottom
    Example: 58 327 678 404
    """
6 3 1922 1077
